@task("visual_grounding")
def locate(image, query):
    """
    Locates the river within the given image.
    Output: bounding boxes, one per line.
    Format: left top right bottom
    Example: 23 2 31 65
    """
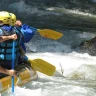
1 0 96 96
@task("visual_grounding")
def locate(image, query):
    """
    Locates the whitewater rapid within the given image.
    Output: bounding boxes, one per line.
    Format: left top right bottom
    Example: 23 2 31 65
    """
1 0 96 96
2 52 96 96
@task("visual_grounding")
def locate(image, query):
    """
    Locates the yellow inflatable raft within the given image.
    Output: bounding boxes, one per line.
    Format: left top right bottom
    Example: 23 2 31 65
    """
0 63 37 93
0 58 56 93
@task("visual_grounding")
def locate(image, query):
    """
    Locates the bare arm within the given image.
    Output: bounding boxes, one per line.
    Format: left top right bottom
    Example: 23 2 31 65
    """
0 66 16 76
0 34 18 76
0 34 17 42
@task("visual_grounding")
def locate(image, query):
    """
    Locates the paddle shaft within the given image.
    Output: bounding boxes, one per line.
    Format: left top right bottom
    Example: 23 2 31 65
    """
12 41 15 93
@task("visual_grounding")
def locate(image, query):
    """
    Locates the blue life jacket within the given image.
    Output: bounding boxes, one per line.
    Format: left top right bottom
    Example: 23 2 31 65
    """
16 24 36 52
0 25 20 60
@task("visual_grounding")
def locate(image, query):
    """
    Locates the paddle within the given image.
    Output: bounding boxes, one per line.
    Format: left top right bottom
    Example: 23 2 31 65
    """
29 59 56 76
12 41 15 94
38 29 63 40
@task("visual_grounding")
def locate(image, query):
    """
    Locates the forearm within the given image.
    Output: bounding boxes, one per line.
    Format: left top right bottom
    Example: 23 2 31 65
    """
0 66 9 75
0 36 12 42
0 66 16 76
0 34 17 42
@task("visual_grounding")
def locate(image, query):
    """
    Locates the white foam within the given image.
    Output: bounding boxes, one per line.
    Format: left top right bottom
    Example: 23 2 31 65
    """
27 52 96 80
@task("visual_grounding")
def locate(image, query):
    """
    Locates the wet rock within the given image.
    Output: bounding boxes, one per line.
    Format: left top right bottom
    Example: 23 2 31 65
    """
79 36 96 56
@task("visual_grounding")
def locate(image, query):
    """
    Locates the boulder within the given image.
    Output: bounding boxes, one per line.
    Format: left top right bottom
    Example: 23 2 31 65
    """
79 36 96 56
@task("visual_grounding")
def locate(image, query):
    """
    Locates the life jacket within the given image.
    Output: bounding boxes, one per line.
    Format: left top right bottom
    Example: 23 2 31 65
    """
0 25 20 60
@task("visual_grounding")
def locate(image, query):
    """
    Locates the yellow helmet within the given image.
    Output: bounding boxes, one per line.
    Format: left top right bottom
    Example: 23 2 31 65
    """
0 11 12 25
10 13 16 26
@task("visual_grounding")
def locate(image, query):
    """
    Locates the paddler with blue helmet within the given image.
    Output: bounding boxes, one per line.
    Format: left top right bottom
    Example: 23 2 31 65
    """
0 11 21 76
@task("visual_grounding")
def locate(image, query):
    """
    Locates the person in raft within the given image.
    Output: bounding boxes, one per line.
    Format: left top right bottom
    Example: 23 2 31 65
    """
9 13 37 65
0 11 21 76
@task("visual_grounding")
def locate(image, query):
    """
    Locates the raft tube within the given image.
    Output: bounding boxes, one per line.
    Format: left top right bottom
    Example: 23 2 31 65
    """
0 63 37 93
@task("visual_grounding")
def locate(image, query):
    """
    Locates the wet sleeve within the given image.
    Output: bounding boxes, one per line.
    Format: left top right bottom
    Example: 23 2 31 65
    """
21 24 36 43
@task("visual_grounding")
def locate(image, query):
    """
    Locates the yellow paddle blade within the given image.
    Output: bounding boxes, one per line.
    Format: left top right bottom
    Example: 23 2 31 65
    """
38 29 63 40
29 59 56 76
